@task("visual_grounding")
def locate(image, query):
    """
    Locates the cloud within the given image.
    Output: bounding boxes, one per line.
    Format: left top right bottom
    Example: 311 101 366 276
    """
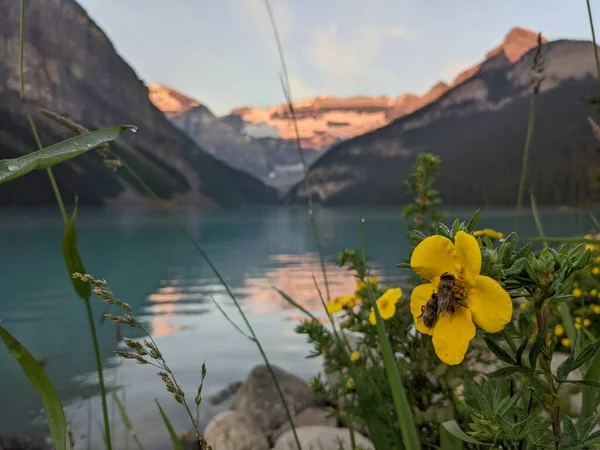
240 0 293 50
287 74 321 101
308 24 409 91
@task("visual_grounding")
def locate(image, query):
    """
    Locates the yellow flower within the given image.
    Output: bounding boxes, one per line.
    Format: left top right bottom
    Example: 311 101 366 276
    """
369 288 402 325
575 323 582 329
346 378 355 390
562 338 571 347
326 295 356 314
473 229 504 240
593 267 600 276
554 324 565 336
410 231 512 365
592 289 598 297
575 317 582 324
573 288 583 298
355 277 378 298
592 305 600 314
595 256 600 264
584 318 591 327
350 351 361 363
519 302 530 310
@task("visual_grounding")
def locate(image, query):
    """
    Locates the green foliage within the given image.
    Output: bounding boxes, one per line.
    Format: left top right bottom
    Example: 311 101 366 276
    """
156 401 184 450
0 125 134 185
402 152 445 244
112 394 145 450
0 324 67 450
61 199 92 300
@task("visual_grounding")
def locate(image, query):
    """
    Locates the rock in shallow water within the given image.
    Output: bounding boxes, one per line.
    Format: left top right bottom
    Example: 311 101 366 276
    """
203 410 269 450
273 426 374 450
231 365 317 434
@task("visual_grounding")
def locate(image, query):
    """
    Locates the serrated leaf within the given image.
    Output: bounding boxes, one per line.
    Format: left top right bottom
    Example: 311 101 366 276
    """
466 210 481 232
156 400 183 450
0 325 67 450
441 421 489 445
61 199 91 300
0 125 134 184
563 416 578 445
484 337 517 365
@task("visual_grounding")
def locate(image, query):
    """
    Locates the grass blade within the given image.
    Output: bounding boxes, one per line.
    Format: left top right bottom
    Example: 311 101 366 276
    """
0 325 67 450
530 193 546 245
113 394 145 450
62 198 92 300
274 288 317 320
515 97 536 230
440 423 464 450
156 400 184 450
441 421 488 445
360 223 420 450
0 125 134 185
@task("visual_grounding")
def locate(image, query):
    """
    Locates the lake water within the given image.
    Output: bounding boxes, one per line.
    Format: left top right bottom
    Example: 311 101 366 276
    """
0 207 594 449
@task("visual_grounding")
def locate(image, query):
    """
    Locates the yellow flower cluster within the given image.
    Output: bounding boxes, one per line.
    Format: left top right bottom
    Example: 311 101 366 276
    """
326 295 356 314
574 317 592 329
355 277 378 298
554 324 565 336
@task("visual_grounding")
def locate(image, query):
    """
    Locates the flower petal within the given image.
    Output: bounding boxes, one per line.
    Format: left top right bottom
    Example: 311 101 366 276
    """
368 308 376 326
411 235 460 281
432 306 475 365
378 288 403 305
410 283 436 335
468 276 513 333
455 231 481 283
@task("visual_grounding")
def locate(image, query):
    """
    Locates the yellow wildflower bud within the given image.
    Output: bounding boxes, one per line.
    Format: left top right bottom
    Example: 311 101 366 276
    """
473 229 504 240
592 289 598 297
573 288 583 298
595 256 600 264
350 351 361 363
592 305 600 314
593 267 600 276
519 302 529 310
562 338 570 347
584 318 591 327
554 324 565 337
575 317 582 324
346 378 355 390
575 323 582 329
585 234 593 240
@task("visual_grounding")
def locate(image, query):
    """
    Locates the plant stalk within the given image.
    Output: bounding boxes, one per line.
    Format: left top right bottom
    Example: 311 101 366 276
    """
84 299 112 450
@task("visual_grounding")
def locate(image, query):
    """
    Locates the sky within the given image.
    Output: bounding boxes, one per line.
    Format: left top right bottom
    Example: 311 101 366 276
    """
78 0 593 116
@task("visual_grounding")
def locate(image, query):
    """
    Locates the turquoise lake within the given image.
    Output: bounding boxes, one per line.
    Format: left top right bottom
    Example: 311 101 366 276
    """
0 207 594 449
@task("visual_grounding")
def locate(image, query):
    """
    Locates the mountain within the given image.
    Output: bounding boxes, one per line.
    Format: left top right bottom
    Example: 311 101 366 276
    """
149 84 316 190
287 38 600 207
229 28 546 151
0 0 278 207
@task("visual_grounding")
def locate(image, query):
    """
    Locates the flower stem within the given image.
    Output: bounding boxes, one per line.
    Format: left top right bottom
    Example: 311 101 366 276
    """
84 299 112 450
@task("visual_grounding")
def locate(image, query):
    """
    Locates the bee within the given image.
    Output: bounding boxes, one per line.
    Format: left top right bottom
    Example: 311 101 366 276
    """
418 272 465 328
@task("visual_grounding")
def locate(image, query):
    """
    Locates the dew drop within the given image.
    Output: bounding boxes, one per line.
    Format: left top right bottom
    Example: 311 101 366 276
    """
308 209 313 215
6 164 17 172
129 126 138 133
361 218 365 223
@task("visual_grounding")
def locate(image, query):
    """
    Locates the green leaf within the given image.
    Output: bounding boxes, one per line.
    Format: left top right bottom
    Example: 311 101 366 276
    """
529 330 546 370
559 339 600 381
516 337 529 364
156 400 183 450
0 325 67 450
562 379 600 390
487 366 521 378
563 416 578 445
484 337 517 365
441 421 489 445
466 209 481 232
113 393 145 450
0 125 134 184
61 198 91 300
582 353 600 419
440 423 464 450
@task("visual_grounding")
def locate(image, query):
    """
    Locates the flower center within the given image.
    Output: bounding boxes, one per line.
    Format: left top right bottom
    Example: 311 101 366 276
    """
436 272 469 315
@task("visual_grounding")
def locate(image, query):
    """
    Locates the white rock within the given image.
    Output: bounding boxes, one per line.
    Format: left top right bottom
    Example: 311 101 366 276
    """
273 426 374 450
203 410 269 450
271 407 338 442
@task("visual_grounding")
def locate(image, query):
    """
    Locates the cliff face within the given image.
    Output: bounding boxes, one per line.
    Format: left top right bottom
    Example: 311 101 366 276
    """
0 0 278 207
227 27 545 151
288 39 600 207
149 84 315 190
